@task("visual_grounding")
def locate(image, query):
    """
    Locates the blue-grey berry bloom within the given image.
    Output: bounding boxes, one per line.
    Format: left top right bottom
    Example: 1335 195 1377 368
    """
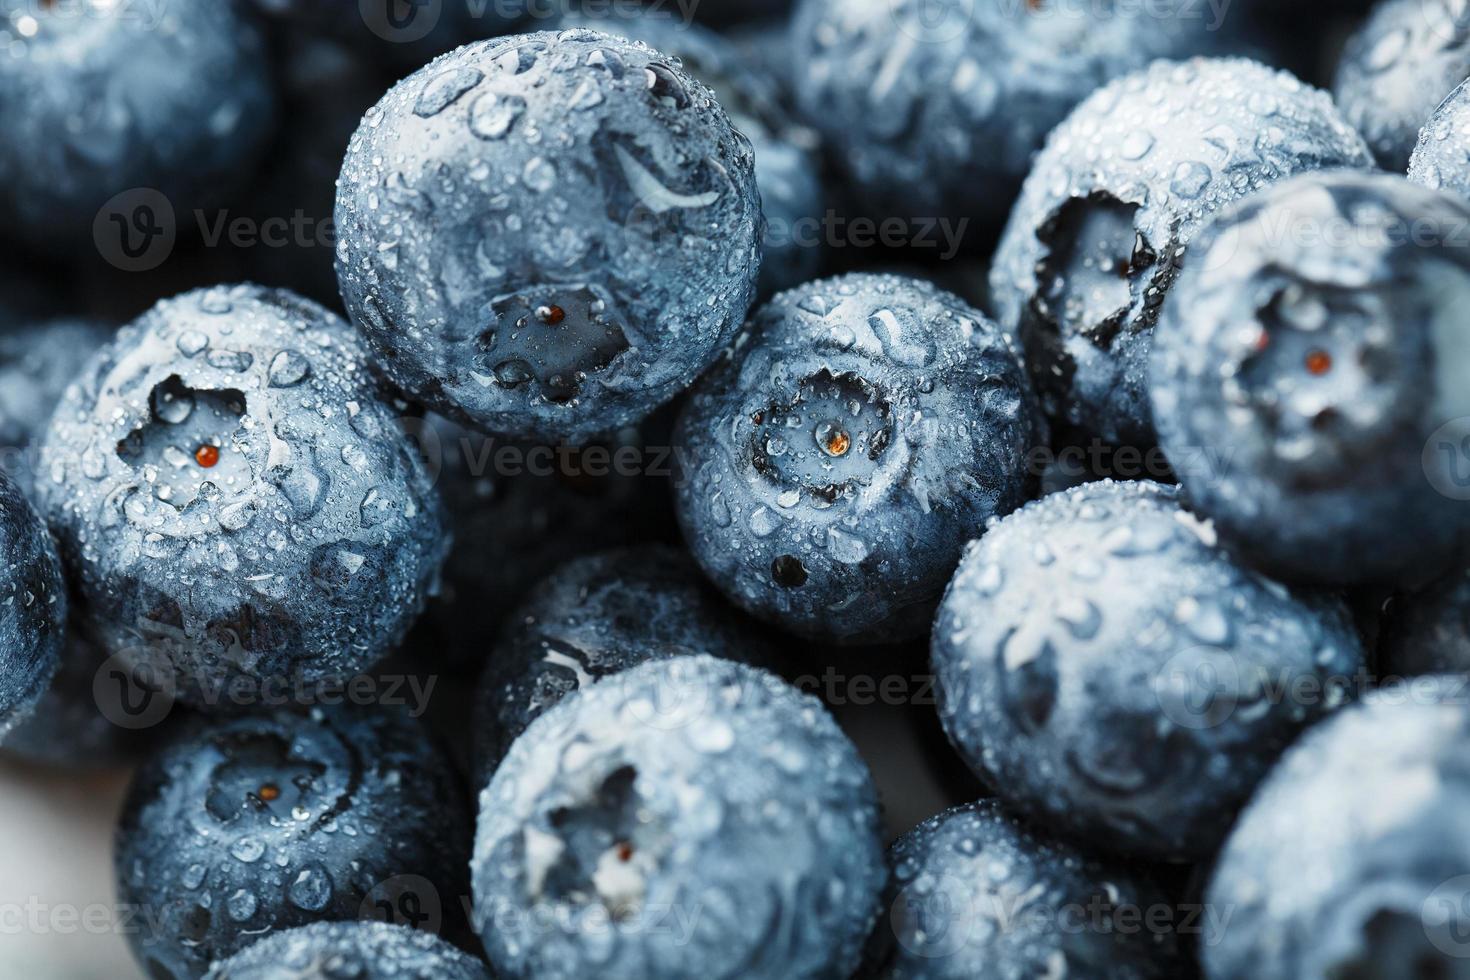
0 469 65 743
335 29 763 443
675 272 1042 645
555 9 824 295
204 921 491 980
1205 676 1470 979
791 0 1231 228
35 284 448 708
1333 0 1470 171
0 0 275 250
1152 170 1470 588
117 706 472 979
867 801 1181 979
991 58 1374 447
932 480 1365 862
472 655 885 980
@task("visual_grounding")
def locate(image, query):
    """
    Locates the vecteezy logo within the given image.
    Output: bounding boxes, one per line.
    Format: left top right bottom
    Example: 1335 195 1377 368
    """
93 188 176 272
93 647 177 730
359 875 444 936
891 873 972 958
892 0 977 44
1423 417 1470 501
1424 874 1470 958
360 0 443 44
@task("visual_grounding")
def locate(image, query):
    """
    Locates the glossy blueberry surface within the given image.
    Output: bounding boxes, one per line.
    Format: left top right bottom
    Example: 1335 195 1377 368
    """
204 921 491 980
991 58 1373 448
335 29 763 442
117 706 472 980
791 0 1229 228
864 800 1181 979
35 284 448 707
675 272 1041 645
472 655 885 980
1333 0 1470 171
1152 170 1470 588
0 0 275 249
932 480 1365 862
1411 76 1470 201
557 9 824 295
1205 677 1470 979
472 545 777 787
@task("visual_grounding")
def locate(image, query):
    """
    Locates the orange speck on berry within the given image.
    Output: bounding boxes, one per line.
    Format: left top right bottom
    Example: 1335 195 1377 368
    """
1305 350 1332 376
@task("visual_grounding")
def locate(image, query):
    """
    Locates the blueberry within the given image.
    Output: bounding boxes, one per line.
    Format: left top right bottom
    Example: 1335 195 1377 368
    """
865 800 1182 978
0 316 173 765
555 9 825 295
204 922 491 980
932 480 1366 862
117 705 473 980
0 317 114 497
1204 676 1470 979
1411 77 1470 200
790 0 1228 230
990 58 1374 448
1378 568 1470 677
0 469 65 743
0 0 276 250
1333 0 1470 171
335 29 763 443
34 284 448 708
674 272 1041 644
1152 170 1470 588
472 655 885 979
472 545 779 787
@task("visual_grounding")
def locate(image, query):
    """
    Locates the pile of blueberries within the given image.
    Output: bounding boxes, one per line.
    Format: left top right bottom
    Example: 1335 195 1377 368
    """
8 0 1470 977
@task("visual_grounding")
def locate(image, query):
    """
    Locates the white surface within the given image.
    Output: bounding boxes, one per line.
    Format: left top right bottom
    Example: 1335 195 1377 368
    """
0 760 145 980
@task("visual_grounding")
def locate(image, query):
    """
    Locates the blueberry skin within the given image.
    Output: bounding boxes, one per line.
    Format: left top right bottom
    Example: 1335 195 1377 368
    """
472 655 885 980
472 545 778 787
204 922 490 980
0 316 167 765
790 0 1227 228
990 58 1374 448
932 480 1366 862
555 10 824 296
1411 77 1470 200
1333 0 1470 172
0 0 275 250
674 272 1041 645
0 470 65 743
117 706 473 980
0 318 114 497
1152 171 1470 588
865 801 1181 979
1378 568 1470 677
1204 677 1470 979
34 284 448 708
335 29 763 443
